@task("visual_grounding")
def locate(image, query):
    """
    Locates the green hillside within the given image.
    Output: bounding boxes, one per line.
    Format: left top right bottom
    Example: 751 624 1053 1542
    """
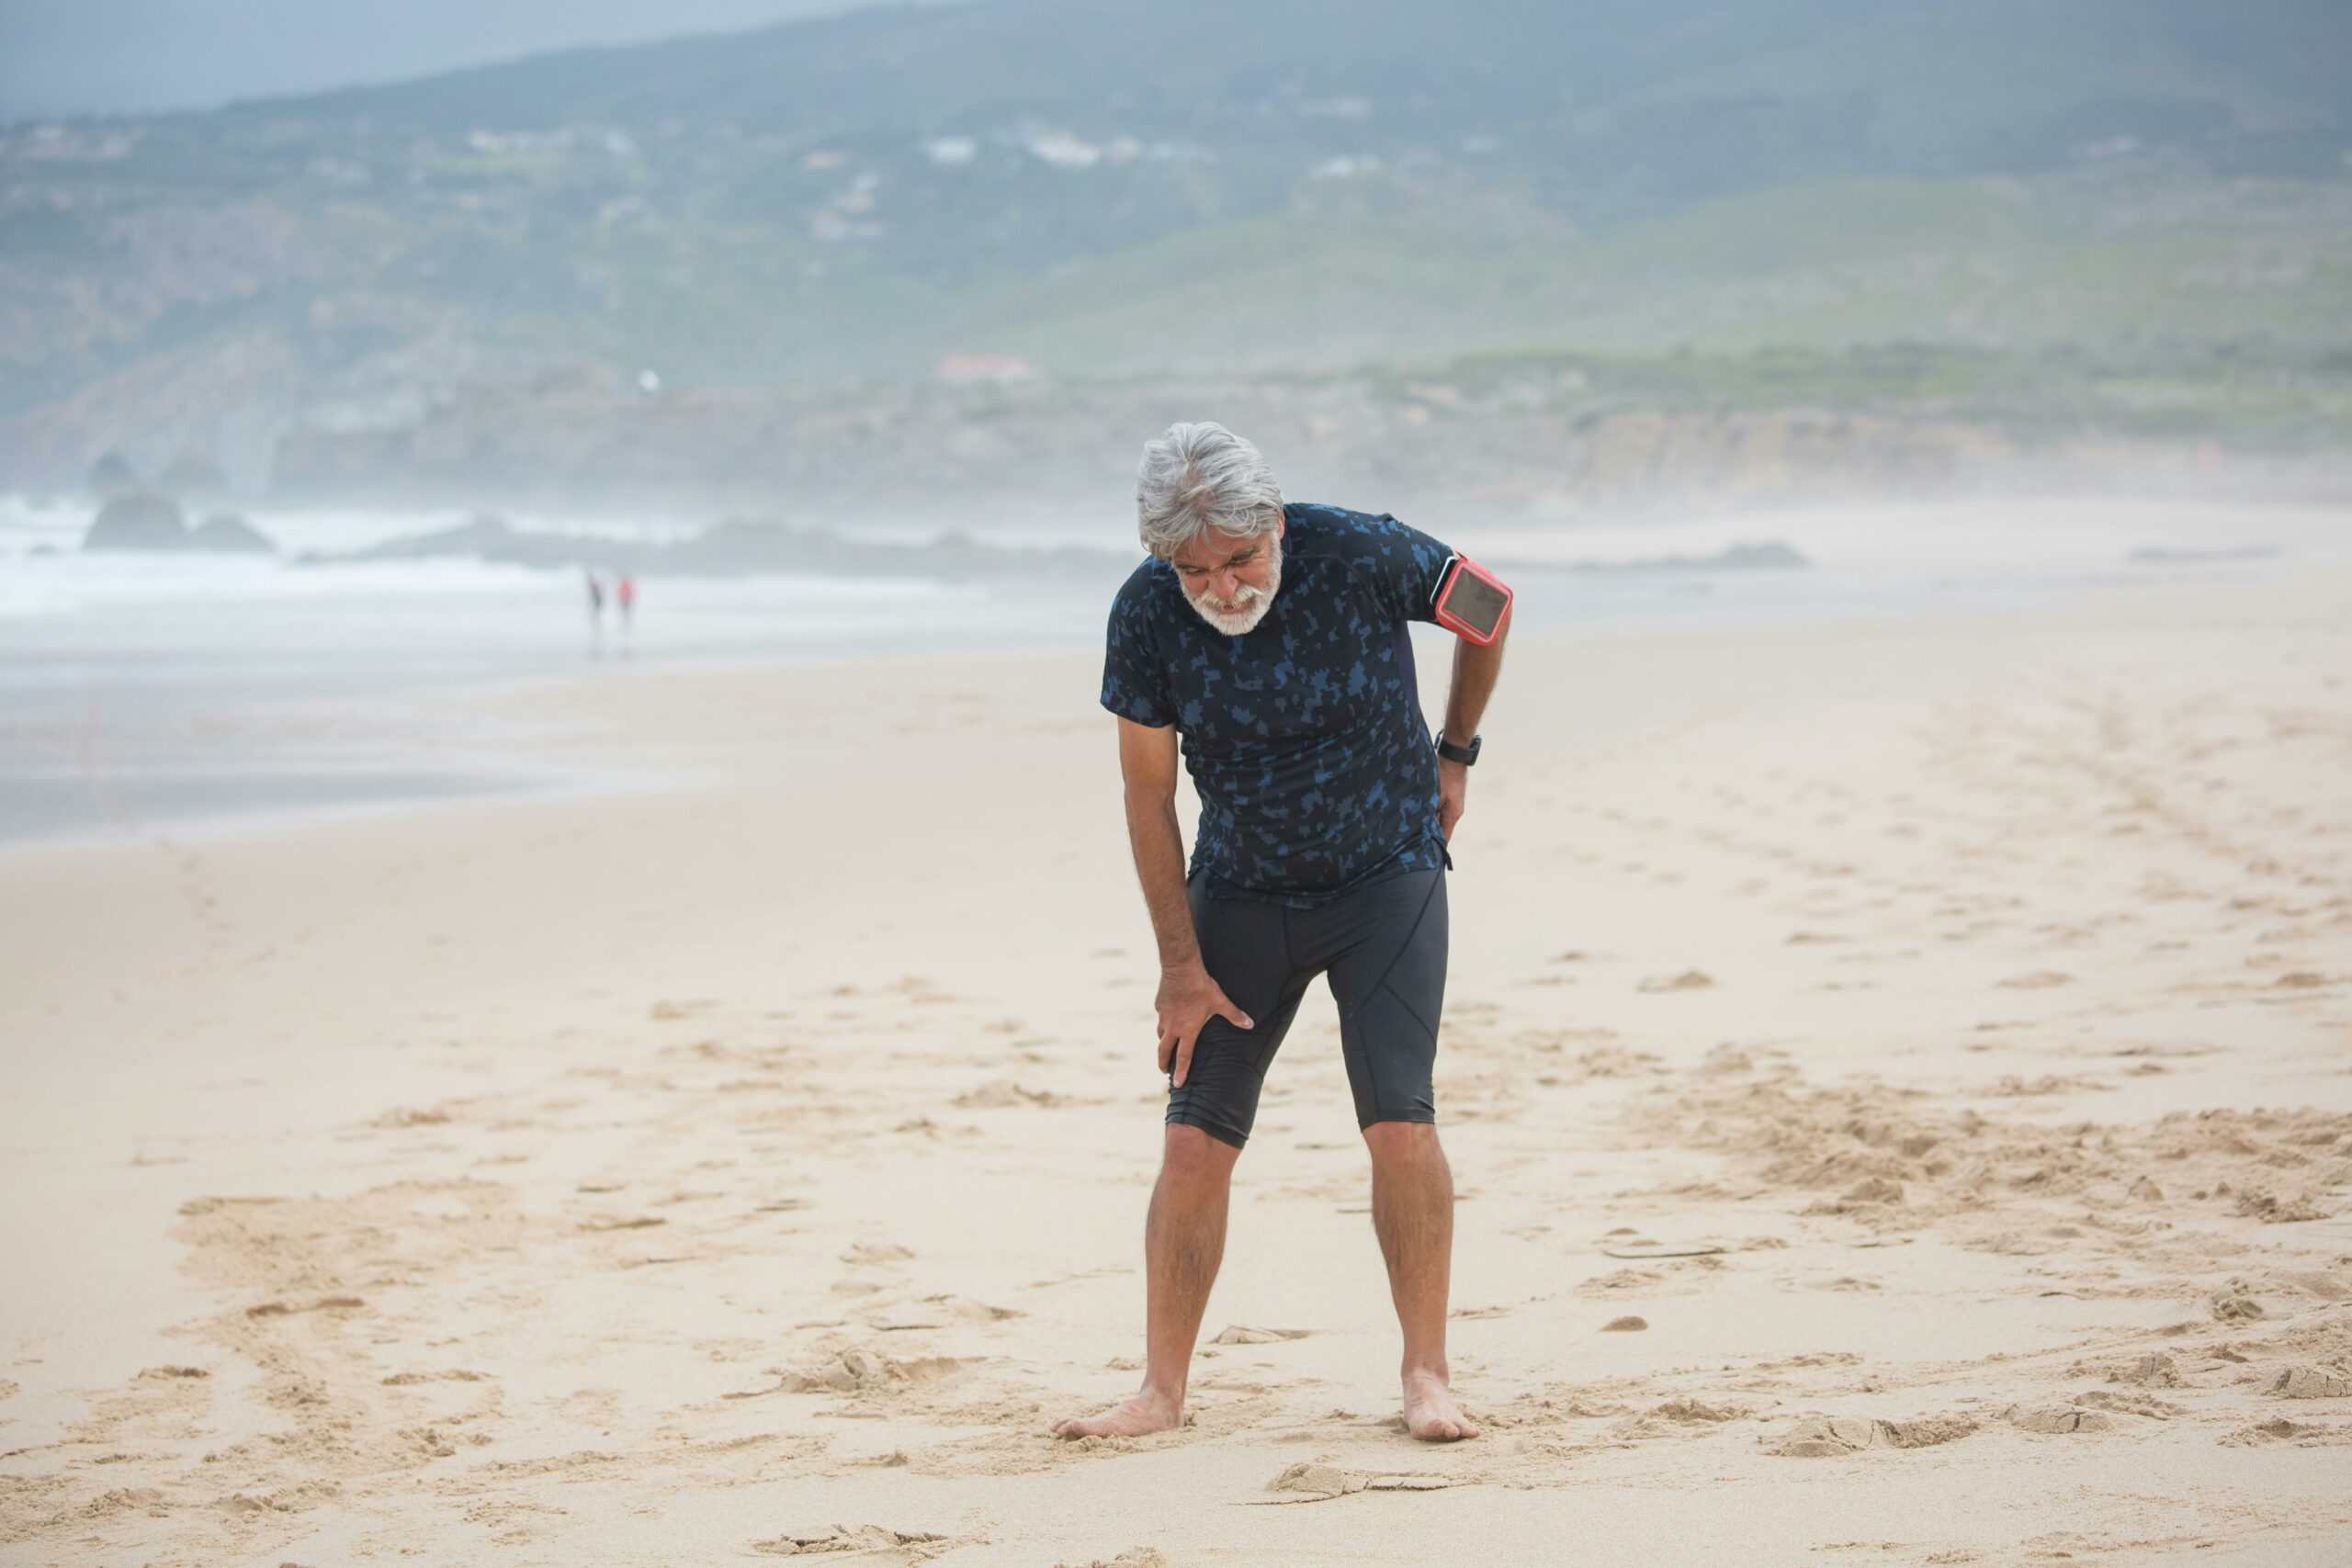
1 0 2347 489
529 173 2352 382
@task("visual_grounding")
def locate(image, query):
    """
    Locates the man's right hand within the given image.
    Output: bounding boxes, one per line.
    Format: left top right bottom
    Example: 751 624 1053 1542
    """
1156 963 1252 1088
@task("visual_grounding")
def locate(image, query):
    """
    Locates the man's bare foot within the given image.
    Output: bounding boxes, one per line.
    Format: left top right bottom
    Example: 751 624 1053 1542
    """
1051 1387 1185 1439
1400 1371 1481 1441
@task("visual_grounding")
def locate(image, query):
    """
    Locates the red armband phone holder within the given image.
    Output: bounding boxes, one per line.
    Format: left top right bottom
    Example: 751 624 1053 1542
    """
1432 553 1512 645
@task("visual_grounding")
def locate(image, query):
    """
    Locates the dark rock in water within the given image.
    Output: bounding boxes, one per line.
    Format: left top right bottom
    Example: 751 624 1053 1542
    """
83 492 187 551
88 450 138 494
28 543 61 558
80 495 276 554
188 513 276 554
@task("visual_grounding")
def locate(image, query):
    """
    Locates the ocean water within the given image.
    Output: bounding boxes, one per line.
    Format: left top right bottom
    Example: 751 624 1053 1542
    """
0 499 1095 844
3 492 2337 845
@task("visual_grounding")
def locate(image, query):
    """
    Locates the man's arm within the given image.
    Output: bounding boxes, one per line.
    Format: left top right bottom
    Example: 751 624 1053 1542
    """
1118 716 1200 973
1435 596 1511 843
1116 716 1250 1086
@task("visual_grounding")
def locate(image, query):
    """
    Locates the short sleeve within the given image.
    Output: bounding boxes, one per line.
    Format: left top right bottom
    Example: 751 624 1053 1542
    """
1355 512 1454 626
1100 585 1175 728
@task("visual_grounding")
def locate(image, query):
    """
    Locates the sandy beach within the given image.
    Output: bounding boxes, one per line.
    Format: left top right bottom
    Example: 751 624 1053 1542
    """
4 564 2349 1565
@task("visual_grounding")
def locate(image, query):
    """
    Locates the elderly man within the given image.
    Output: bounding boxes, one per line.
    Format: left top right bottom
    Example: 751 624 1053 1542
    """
1054 422 1511 1443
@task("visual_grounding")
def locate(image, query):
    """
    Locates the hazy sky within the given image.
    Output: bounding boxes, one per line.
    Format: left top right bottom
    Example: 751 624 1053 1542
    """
0 0 900 120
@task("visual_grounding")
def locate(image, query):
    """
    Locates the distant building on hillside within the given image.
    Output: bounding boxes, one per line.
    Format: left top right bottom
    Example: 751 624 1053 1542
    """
938 354 1039 384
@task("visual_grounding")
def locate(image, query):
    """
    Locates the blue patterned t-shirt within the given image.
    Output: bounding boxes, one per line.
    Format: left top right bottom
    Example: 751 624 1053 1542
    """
1100 502 1455 908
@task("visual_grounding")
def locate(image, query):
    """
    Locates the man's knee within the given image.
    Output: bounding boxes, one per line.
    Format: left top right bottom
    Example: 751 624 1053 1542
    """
1363 1118 1443 1168
1162 1122 1240 1186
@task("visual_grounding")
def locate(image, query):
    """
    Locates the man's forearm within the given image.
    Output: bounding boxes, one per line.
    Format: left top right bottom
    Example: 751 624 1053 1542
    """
1125 792 1203 973
1441 613 1510 742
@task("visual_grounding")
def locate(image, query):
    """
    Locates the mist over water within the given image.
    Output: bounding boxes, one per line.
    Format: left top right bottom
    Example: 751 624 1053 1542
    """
0 499 1030 843
6 490 2343 844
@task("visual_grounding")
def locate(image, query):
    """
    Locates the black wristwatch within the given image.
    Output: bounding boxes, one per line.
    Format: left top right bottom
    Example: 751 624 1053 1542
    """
1435 730 1481 766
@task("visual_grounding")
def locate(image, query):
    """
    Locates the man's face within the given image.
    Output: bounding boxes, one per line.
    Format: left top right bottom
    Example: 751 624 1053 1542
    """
1171 520 1284 637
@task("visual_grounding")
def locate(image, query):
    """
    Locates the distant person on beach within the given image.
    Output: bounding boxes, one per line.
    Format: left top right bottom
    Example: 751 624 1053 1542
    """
616 573 636 626
1055 422 1512 1444
584 567 605 626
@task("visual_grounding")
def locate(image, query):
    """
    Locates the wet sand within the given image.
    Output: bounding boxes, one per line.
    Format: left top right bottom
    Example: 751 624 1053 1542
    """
3 568 2348 1564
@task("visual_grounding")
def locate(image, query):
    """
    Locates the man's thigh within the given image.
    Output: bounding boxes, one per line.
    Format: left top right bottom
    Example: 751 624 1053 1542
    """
1317 867 1449 1130
1165 882 1312 1150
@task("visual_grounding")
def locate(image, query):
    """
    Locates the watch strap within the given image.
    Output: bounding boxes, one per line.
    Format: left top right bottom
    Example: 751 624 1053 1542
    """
1435 730 1481 766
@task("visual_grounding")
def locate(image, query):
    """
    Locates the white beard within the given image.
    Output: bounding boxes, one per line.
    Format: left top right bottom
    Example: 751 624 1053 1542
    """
1184 535 1283 637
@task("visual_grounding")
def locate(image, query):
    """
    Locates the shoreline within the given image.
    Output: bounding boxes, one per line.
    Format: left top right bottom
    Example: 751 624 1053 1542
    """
1 531 2332 853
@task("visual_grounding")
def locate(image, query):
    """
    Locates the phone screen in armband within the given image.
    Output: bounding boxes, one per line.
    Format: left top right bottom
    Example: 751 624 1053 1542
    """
1433 555 1511 644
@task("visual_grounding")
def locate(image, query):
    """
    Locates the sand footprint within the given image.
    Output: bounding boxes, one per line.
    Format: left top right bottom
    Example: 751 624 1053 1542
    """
952 1080 1064 1109
1611 1397 1746 1438
1210 1325 1312 1345
2007 1404 2116 1434
752 1523 951 1556
1249 1461 1451 1504
1771 1412 1980 1455
735 1347 972 1397
842 1241 916 1266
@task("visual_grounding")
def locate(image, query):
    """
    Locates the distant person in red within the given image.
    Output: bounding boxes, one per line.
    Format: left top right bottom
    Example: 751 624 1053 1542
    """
616 573 637 626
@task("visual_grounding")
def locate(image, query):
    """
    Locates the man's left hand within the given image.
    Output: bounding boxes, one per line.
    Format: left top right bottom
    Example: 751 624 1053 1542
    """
1437 756 1467 843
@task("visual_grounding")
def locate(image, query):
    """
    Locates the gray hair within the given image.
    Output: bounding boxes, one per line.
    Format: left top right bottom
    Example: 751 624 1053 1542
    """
1135 422 1283 559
